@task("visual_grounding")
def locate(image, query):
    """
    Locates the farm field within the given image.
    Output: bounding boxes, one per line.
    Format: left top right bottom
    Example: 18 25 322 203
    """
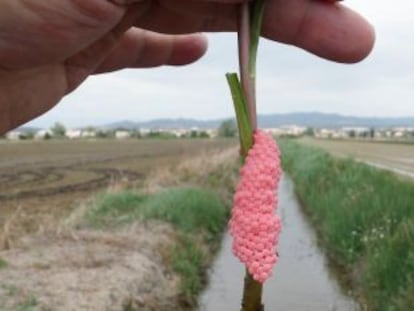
299 138 414 178
0 139 236 241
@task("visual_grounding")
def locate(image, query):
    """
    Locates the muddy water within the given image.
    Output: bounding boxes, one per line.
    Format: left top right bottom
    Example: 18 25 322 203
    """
199 175 358 311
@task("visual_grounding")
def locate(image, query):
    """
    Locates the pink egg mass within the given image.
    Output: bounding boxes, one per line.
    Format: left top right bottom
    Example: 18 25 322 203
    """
229 130 282 283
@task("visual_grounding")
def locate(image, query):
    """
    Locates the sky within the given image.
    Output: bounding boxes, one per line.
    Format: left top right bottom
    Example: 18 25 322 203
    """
28 0 414 128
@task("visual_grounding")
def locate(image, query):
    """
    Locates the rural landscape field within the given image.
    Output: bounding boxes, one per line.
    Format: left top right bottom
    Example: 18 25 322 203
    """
0 138 241 310
1 137 414 310
0 139 235 242
300 138 414 178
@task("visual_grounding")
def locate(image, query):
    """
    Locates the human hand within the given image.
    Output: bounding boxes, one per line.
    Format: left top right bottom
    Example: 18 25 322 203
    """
0 0 374 134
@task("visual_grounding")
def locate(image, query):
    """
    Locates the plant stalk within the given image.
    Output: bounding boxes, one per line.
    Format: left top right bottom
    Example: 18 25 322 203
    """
226 0 266 310
238 1 267 311
238 1 257 131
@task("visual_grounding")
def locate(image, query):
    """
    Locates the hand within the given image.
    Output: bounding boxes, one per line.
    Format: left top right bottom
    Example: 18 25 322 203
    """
0 0 375 134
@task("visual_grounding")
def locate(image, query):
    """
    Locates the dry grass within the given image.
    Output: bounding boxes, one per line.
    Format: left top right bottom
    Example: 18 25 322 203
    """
0 139 236 243
0 144 239 311
0 223 180 311
144 147 239 195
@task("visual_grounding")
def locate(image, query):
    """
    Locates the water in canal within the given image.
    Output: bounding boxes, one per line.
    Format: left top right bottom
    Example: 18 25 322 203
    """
199 175 358 311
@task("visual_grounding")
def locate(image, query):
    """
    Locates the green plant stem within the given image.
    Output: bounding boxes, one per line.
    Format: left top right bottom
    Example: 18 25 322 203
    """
241 270 264 311
226 73 253 156
227 0 267 310
249 0 266 78
240 1 268 310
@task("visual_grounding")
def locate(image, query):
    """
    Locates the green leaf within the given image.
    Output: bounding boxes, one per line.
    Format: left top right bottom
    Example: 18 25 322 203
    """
249 0 266 80
225 73 253 156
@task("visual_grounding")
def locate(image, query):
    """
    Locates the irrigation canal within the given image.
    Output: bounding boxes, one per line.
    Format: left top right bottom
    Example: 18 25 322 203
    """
199 175 358 311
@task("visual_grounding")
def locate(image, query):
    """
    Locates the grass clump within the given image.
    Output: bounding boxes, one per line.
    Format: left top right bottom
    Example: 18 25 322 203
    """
85 191 148 228
0 257 8 269
280 139 414 310
85 186 228 307
16 296 37 311
87 187 227 238
172 236 204 305
141 187 227 240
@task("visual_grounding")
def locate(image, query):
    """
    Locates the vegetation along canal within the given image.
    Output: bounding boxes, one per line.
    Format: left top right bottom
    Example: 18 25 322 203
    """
199 175 358 311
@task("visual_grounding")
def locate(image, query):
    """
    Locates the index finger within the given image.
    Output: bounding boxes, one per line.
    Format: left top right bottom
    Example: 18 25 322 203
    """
134 0 375 63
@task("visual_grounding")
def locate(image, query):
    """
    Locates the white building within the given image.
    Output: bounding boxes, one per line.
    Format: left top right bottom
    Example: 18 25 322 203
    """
81 130 97 138
115 130 130 139
6 131 22 140
66 129 82 139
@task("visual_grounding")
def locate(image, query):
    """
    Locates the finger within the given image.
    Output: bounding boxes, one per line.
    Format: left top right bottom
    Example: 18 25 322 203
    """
134 0 374 63
262 0 375 63
0 0 146 68
95 29 208 73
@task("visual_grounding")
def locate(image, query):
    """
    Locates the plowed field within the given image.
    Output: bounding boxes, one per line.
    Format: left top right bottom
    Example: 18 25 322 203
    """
0 139 235 240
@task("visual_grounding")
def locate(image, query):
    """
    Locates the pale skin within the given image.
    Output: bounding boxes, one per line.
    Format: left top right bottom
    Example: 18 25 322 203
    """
0 0 375 134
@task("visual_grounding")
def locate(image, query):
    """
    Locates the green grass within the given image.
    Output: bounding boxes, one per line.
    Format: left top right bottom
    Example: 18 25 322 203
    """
87 187 227 239
280 139 414 310
0 284 36 311
172 236 204 305
0 258 8 269
86 186 228 307
1 284 18 297
16 296 37 311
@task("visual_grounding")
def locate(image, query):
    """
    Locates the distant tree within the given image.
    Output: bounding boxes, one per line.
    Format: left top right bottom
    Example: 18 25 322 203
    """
218 120 237 138
190 130 198 138
130 129 141 139
369 128 375 139
304 127 315 137
19 132 35 140
349 130 356 138
147 130 161 138
50 122 66 138
199 131 210 138
96 130 111 138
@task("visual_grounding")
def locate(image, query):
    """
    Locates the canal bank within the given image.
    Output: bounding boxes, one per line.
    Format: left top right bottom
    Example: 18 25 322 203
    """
199 175 358 310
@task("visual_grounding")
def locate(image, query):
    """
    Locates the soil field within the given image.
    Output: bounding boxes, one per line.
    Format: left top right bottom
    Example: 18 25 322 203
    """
299 138 414 178
0 139 236 241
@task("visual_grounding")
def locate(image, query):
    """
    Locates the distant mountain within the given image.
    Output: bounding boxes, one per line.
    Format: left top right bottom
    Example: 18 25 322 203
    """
17 126 41 133
102 113 414 130
258 113 414 128
103 118 220 130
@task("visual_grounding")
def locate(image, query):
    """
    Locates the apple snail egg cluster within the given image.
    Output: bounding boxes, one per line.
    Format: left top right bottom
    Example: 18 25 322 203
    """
229 130 282 283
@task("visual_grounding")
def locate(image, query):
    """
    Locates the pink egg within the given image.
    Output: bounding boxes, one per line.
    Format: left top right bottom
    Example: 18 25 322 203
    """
229 130 282 284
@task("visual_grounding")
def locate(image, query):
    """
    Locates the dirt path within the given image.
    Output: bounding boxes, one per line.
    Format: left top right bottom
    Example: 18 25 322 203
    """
300 138 414 179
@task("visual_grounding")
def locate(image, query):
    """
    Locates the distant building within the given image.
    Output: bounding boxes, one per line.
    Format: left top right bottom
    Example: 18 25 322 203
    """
115 130 130 139
206 129 218 138
342 127 370 136
263 128 284 136
6 131 22 140
66 130 82 139
315 128 336 139
169 128 188 138
81 130 97 138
